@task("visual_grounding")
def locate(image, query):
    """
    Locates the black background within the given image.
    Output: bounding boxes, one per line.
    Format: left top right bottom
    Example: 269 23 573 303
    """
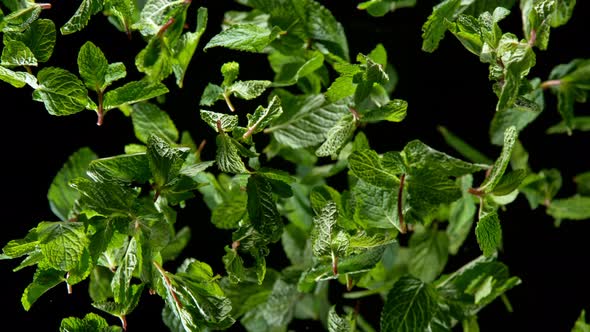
1 0 589 331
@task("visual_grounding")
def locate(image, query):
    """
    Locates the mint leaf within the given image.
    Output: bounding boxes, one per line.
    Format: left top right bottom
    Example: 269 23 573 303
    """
227 80 271 100
22 268 65 311
328 305 354 332
269 50 325 87
0 65 36 87
351 179 401 231
216 133 249 174
403 140 487 177
77 41 110 91
48 147 97 221
211 193 247 229
448 175 477 254
408 227 449 282
547 116 590 134
311 201 349 259
111 237 138 304
131 102 178 144
59 312 121 332
200 110 239 133
358 0 417 17
475 211 502 257
247 175 283 243
1 39 37 66
348 149 400 189
70 178 138 216
103 80 169 110
171 7 208 87
520 168 562 209
4 18 55 63
36 221 88 271
146 134 189 190
204 24 281 53
154 260 234 331
438 126 492 164
380 275 437 332
361 99 407 123
60 0 103 34
133 0 190 37
33 67 89 116
316 114 356 159
477 126 517 193
547 196 590 221
243 95 283 139
87 153 151 185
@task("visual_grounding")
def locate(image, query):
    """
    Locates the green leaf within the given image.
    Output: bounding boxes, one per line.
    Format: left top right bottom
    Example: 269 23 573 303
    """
37 221 88 271
172 7 208 87
48 147 97 221
103 80 169 110
478 126 517 193
161 226 191 262
311 201 349 258
438 126 492 164
2 5 42 33
154 260 235 331
87 153 151 185
70 178 138 216
244 95 283 138
6 18 56 63
22 268 64 311
572 310 590 332
200 83 224 106
475 211 502 257
147 134 189 189
133 0 190 37
316 114 356 159
60 0 103 34
228 80 272 100
447 175 476 254
351 179 401 231
520 169 562 209
131 102 178 144
358 0 417 17
0 65 36 87
200 110 239 133
403 140 487 177
59 312 121 332
574 172 590 196
361 99 407 123
348 149 400 189
495 35 536 112
77 41 109 91
380 275 438 332
111 237 138 304
408 227 449 282
211 193 247 229
247 175 283 243
547 116 590 134
32 67 89 116
547 196 590 221
492 169 528 196
222 246 247 284
269 50 325 87
1 39 37 66
328 305 354 332
216 133 249 174
205 24 281 53
266 92 349 149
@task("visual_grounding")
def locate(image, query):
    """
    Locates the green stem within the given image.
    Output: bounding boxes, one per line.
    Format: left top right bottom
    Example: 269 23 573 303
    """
223 92 235 112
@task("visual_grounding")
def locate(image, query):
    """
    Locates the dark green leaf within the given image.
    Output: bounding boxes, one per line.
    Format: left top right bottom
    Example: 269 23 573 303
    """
59 312 121 332
147 134 190 189
48 147 97 221
380 275 438 332
60 0 103 34
77 41 109 91
132 102 178 144
87 153 151 185
247 175 283 242
475 211 502 257
438 126 492 164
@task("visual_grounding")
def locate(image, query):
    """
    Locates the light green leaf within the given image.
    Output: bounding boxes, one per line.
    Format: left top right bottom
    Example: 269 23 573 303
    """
36 221 88 271
348 149 400 189
6 18 56 62
60 0 103 34
32 67 89 116
133 0 189 37
495 34 536 111
2 5 42 33
380 275 437 332
171 7 208 87
244 95 283 138
572 310 590 332
22 268 64 311
361 99 407 123
352 179 401 231
548 196 590 221
103 80 169 110
547 116 590 134
70 178 138 216
200 110 239 133
311 201 349 259
574 172 590 196
211 194 247 229
492 169 528 196
408 227 449 282
478 126 517 193
447 175 476 254
199 83 224 106
0 65 36 87
475 211 502 257
316 114 356 158
403 140 487 177
59 312 121 332
222 246 247 284
247 175 283 242
520 169 562 209
77 41 109 91
48 147 97 221
204 24 281 53
358 0 417 17
131 102 178 144
228 80 271 100
1 39 37 66
269 50 325 87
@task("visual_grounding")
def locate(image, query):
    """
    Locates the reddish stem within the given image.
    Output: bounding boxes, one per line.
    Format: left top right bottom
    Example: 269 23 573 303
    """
38 3 51 9
119 315 127 331
96 90 104 126
332 253 338 276
158 18 175 38
197 139 207 155
541 79 561 90
154 262 183 309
